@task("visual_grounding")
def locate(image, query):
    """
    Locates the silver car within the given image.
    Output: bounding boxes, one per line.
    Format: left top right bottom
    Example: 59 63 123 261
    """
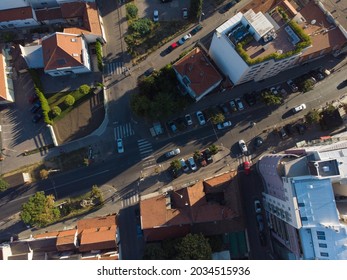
187 157 197 171
165 148 181 158
196 111 206 125
238 140 248 154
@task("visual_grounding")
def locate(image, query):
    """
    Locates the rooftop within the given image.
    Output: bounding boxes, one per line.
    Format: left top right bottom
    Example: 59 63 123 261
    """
320 0 347 36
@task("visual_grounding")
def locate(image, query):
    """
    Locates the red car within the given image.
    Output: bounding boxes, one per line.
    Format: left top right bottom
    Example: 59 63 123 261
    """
244 161 251 175
166 42 179 54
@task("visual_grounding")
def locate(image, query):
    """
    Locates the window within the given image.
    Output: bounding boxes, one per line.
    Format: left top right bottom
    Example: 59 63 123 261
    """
301 217 308 221
319 243 327 248
316 231 325 236
320 252 329 257
298 202 305 207
317 236 326 240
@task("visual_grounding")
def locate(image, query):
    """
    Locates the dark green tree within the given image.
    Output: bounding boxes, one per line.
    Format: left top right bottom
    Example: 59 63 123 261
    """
209 144 218 155
0 177 9 192
176 233 212 260
20 191 60 227
170 159 182 171
90 185 104 204
129 18 153 36
302 79 315 92
143 243 167 260
261 92 282 106
130 94 151 117
305 109 321 124
190 0 203 20
126 3 138 19
211 113 225 124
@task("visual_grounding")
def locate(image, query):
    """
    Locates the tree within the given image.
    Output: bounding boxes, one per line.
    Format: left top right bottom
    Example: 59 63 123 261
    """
129 18 153 36
0 177 9 192
324 104 336 115
126 3 138 19
20 191 60 227
143 243 167 260
261 92 282 106
64 94 75 106
193 150 202 161
302 79 314 93
305 109 321 124
39 169 49 180
90 185 103 204
190 0 203 20
79 84 91 96
52 105 61 116
209 144 218 155
211 113 225 124
170 159 181 171
176 233 212 260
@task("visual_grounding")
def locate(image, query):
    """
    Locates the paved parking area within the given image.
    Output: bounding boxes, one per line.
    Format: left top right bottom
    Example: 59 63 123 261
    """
134 0 191 21
0 72 52 173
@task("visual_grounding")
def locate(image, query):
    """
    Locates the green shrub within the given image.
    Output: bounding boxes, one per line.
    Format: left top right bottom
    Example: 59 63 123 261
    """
129 18 153 36
64 95 75 106
52 105 62 116
126 3 138 19
79 84 91 95
95 40 103 71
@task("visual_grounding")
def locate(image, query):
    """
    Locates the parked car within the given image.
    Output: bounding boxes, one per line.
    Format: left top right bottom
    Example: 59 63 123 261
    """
169 167 180 178
182 8 188 19
30 101 41 113
235 98 244 111
166 42 179 53
284 123 296 135
178 33 192 45
167 121 177 133
292 103 306 113
279 127 288 139
185 114 193 126
244 93 256 106
295 123 306 135
319 67 331 76
188 156 197 171
179 158 189 172
165 148 181 158
153 10 159 22
254 200 262 213
217 121 232 130
190 24 203 35
244 161 251 175
196 152 207 167
144 67 155 77
222 1 236 13
117 138 124 153
32 111 43 123
256 214 264 232
253 136 263 148
219 103 230 116
28 93 39 104
196 111 206 125
203 148 213 164
286 79 298 92
238 140 248 154
229 100 237 112
270 87 279 95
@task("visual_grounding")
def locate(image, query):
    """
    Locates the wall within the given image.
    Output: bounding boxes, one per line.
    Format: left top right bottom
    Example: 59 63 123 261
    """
0 0 28 10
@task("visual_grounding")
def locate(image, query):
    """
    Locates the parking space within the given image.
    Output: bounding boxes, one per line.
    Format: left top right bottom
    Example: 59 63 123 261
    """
134 0 191 21
0 73 52 165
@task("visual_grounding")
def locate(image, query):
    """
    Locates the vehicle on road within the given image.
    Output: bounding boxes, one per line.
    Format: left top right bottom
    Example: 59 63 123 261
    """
169 166 180 178
117 138 124 153
270 87 279 95
153 10 159 22
292 103 306 113
178 33 191 45
182 8 188 19
190 24 203 35
222 1 236 13
217 121 232 130
165 148 181 158
279 127 288 139
179 158 189 172
253 136 263 148
166 42 179 53
243 161 251 175
235 98 244 111
185 114 193 126
167 121 177 133
238 140 248 154
144 67 155 77
296 123 306 134
188 156 197 171
254 200 262 213
229 100 237 112
286 79 298 92
196 111 206 125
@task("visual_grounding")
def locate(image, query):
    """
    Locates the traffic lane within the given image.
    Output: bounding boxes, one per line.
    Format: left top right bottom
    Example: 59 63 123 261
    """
238 167 269 260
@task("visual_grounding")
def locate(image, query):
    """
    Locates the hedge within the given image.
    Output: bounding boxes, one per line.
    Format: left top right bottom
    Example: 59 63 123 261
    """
95 40 103 72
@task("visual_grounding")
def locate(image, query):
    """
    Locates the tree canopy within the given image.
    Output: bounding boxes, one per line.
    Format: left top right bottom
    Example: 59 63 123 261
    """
20 191 60 227
0 178 9 192
261 91 282 106
176 233 212 260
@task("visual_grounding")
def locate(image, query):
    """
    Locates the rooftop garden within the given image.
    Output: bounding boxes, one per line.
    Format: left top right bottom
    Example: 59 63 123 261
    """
235 7 312 65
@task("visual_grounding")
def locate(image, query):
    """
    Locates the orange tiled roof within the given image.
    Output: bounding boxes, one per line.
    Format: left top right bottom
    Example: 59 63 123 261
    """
79 225 117 252
42 32 84 71
77 215 117 233
34 231 60 239
173 48 222 97
60 2 85 18
35 7 62 21
0 6 34 22
56 229 77 251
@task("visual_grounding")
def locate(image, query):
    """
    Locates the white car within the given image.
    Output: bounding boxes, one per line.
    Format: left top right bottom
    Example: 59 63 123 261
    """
235 98 244 111
187 156 197 171
178 33 192 45
254 200 262 214
196 111 206 125
292 103 306 113
185 114 193 126
270 87 279 95
153 10 159 22
165 148 181 158
217 121 232 130
286 79 298 92
179 158 189 172
238 140 248 154
117 138 124 153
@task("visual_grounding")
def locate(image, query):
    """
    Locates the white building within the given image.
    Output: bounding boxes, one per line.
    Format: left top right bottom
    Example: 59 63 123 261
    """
0 0 95 10
209 9 309 85
258 141 347 260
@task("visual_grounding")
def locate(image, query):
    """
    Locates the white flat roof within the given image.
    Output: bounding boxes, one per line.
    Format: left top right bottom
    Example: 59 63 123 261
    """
243 9 274 38
216 12 243 35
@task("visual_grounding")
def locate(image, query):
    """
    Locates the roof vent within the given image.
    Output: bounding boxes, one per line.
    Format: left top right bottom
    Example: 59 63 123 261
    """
72 53 79 57
322 166 330 172
311 19 316 25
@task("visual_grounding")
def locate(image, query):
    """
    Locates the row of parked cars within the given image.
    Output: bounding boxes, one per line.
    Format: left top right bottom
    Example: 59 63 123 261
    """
29 93 43 123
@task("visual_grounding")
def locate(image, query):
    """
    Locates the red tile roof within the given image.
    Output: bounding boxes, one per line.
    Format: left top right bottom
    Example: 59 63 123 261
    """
56 229 77 251
42 33 84 71
60 2 85 18
0 6 34 22
173 48 222 98
35 7 63 21
77 215 117 233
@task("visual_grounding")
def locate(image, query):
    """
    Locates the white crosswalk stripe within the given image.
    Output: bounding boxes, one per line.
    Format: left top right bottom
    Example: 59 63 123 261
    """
105 61 126 75
114 123 135 139
137 139 153 159
121 190 139 208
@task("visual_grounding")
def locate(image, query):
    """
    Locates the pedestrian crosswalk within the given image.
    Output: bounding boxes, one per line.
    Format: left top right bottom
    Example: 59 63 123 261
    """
105 61 126 75
121 190 139 208
137 139 156 167
237 154 252 165
114 123 134 139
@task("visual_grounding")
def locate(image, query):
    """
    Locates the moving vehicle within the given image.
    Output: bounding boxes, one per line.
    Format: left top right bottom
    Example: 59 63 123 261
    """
188 156 197 171
182 8 188 19
196 111 206 125
238 140 248 154
244 92 256 106
279 127 288 139
117 138 124 153
254 200 262 213
185 114 193 126
292 103 306 113
179 158 189 172
235 98 244 111
153 10 159 22
178 33 191 45
286 79 298 92
217 121 232 130
165 148 181 158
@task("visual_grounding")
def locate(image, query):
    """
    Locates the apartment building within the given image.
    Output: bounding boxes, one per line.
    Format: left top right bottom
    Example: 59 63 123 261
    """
258 140 347 260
